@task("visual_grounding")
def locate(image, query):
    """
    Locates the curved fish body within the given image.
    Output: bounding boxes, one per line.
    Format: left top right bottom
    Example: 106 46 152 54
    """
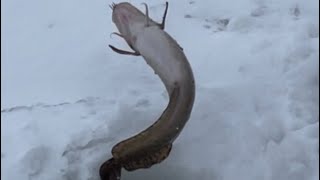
100 2 195 180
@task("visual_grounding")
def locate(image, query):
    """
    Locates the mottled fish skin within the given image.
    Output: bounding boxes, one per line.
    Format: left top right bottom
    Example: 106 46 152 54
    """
100 2 195 179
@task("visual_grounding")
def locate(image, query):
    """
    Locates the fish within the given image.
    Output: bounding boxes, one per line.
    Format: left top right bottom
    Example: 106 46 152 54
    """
100 2 195 180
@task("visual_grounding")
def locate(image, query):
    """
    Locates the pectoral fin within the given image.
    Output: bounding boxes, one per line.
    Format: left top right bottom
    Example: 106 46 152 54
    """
109 32 141 56
109 45 141 56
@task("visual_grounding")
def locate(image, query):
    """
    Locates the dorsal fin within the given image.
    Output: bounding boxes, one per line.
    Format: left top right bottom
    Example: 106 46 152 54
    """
122 143 172 171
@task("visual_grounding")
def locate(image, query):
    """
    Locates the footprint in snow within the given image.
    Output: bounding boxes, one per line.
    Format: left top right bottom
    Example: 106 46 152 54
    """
20 146 51 178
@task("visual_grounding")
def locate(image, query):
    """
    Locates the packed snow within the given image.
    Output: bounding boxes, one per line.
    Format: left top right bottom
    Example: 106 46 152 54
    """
1 0 319 180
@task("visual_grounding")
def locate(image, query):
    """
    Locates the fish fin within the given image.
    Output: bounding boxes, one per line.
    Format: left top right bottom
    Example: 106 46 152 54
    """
158 2 169 30
123 143 172 171
109 45 141 56
99 158 122 180
109 31 140 56
141 3 150 27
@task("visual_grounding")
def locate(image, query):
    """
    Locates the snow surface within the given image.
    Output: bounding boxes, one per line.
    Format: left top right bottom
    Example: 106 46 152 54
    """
1 0 319 179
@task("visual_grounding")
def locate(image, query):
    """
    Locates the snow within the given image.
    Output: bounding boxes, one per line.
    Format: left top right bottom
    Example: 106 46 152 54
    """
1 0 318 180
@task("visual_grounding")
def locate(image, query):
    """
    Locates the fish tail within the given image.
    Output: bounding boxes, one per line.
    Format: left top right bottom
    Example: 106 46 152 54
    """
99 158 122 180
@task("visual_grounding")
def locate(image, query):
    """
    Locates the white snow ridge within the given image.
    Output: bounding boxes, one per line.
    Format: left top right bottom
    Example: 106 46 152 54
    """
1 0 318 180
